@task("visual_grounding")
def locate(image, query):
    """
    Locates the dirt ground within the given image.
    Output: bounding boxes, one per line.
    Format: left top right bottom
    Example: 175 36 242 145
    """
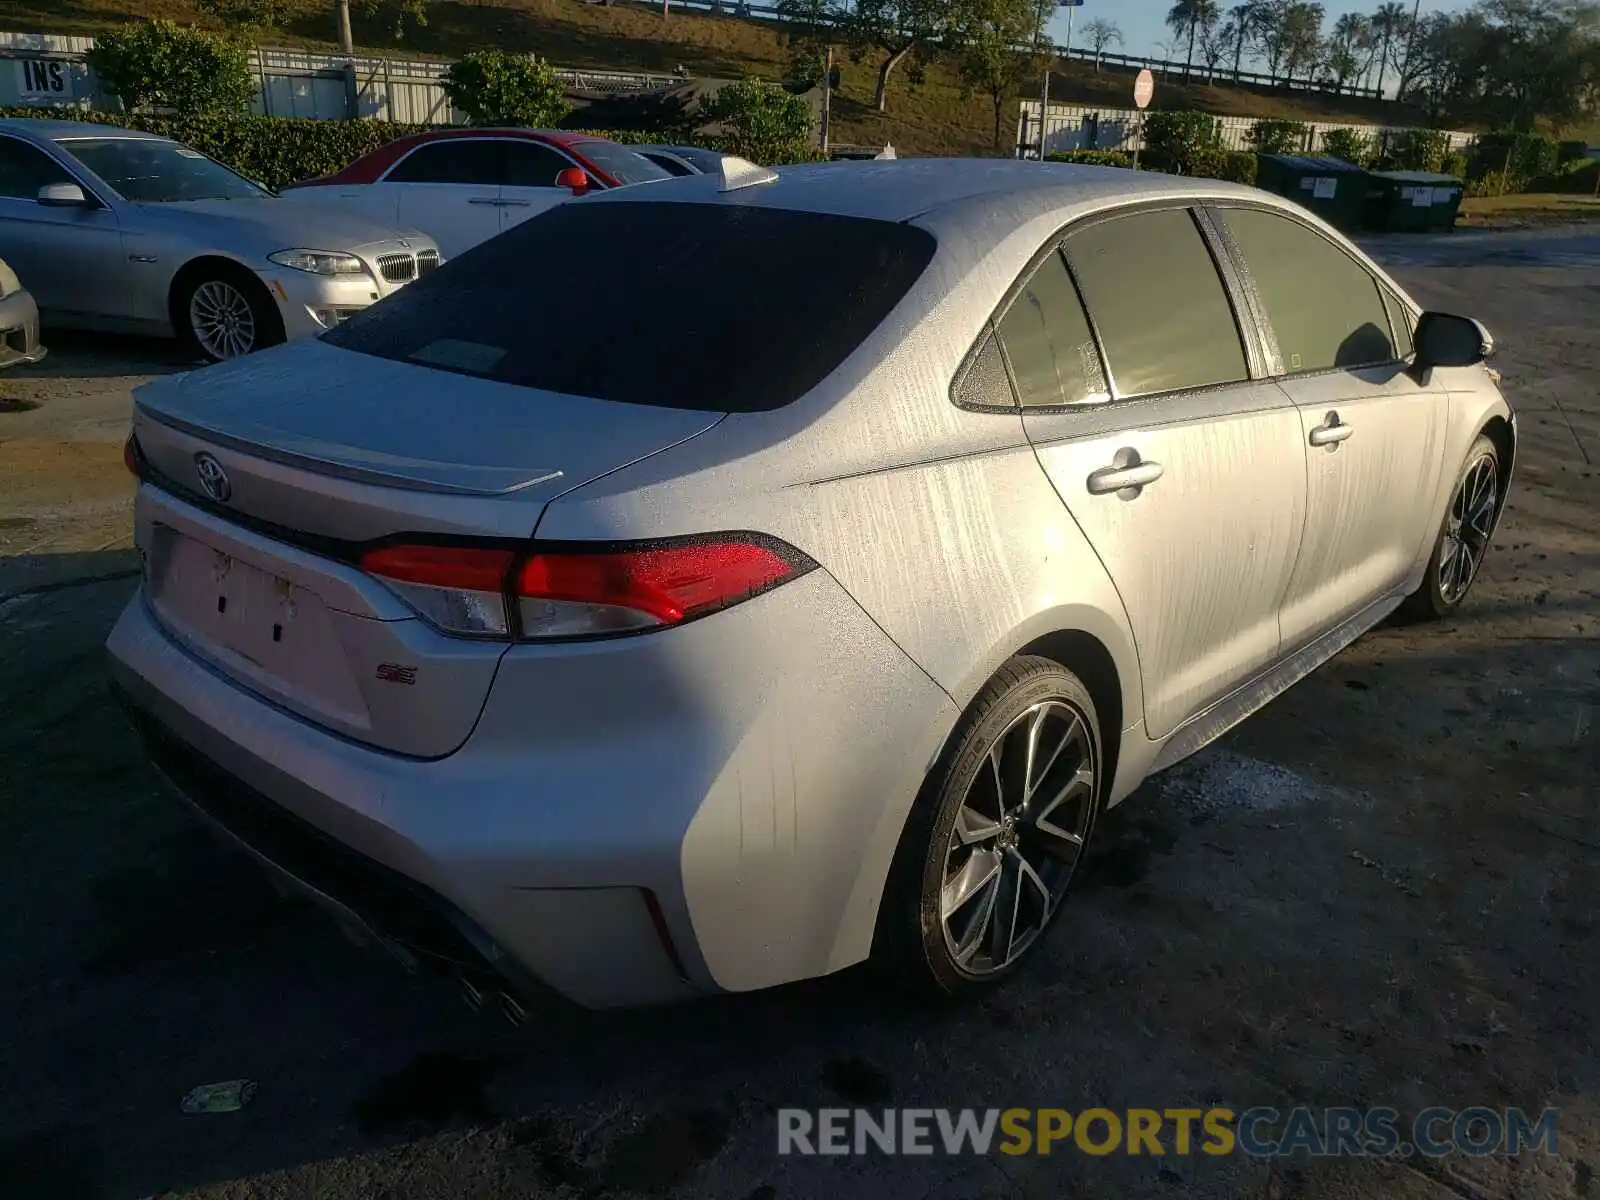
0 228 1596 1200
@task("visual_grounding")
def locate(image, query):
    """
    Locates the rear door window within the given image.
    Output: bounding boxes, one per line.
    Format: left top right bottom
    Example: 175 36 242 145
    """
322 201 936 412
1218 206 1398 373
1065 208 1249 397
995 249 1107 407
386 140 503 185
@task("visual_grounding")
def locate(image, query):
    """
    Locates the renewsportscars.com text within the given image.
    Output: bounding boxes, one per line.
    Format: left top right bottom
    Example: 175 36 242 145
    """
776 1106 1559 1158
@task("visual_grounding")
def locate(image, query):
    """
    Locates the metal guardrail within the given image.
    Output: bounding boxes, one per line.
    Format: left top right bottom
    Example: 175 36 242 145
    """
627 0 1383 101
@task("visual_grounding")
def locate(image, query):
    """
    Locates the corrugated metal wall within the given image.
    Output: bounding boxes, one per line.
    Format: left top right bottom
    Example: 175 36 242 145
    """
0 30 682 122
1017 100 1476 157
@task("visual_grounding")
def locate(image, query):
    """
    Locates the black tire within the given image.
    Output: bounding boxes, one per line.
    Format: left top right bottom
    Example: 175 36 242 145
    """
1400 434 1501 622
876 655 1103 998
174 265 286 363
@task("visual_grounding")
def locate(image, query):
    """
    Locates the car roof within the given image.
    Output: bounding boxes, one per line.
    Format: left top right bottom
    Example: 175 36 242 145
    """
0 117 169 143
590 156 1260 225
300 126 622 187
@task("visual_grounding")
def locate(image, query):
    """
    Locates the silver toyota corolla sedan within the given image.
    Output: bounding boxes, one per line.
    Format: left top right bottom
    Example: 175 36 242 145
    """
0 119 440 361
108 158 1514 1011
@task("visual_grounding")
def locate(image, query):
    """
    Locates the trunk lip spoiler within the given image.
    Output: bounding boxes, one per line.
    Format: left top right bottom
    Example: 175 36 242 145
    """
133 401 565 498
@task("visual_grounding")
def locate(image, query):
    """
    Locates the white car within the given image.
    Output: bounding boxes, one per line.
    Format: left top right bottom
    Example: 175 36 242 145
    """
279 128 672 258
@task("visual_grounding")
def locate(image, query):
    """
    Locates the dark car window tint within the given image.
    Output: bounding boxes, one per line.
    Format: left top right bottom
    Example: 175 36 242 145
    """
1066 208 1248 397
0 137 73 199
569 141 672 186
323 202 936 412
387 140 502 185
643 152 696 177
503 141 576 187
954 327 1016 408
1221 206 1397 373
996 249 1107 407
1382 288 1414 358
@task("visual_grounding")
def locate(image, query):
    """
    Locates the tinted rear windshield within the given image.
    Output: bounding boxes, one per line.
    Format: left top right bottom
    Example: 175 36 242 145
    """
321 201 937 412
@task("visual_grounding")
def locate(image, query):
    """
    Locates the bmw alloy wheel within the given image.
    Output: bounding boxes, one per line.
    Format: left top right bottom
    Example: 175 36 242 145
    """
939 698 1097 977
1438 451 1498 605
189 279 258 360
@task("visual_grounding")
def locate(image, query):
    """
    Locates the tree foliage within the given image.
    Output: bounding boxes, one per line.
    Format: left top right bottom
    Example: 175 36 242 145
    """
195 0 291 32
1083 18 1123 70
701 77 817 163
442 50 571 127
87 19 256 116
955 0 1048 149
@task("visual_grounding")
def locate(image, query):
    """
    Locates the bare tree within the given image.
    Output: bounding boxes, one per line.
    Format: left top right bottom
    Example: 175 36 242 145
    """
843 0 961 112
1083 17 1122 70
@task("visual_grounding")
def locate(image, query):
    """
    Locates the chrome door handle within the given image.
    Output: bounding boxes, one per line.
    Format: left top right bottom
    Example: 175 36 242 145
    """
1086 452 1164 497
498 199 532 207
1309 412 1354 447
467 197 503 206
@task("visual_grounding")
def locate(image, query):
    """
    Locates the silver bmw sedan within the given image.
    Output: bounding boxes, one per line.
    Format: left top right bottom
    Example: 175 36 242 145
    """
0 119 440 361
108 157 1514 1011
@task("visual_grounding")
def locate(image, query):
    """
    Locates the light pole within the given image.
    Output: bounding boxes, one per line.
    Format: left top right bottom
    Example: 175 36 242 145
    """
1040 0 1084 159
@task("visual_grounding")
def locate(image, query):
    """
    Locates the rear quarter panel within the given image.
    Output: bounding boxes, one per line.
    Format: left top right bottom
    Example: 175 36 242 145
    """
532 189 1149 795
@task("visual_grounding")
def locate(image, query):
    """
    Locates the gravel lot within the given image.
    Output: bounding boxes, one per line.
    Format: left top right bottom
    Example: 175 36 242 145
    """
0 227 1596 1200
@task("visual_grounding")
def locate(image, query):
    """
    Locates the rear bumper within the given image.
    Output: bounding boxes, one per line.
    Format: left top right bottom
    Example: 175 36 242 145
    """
0 287 45 369
107 566 957 1008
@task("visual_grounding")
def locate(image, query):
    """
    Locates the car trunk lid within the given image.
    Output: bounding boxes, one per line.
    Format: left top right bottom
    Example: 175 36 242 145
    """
131 341 722 757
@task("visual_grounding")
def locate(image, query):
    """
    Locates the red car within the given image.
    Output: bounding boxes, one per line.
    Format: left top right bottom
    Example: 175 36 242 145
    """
279 128 672 257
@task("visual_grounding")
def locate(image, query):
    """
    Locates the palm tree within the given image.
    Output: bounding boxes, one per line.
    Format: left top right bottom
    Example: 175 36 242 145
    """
1329 11 1368 92
1167 0 1222 79
1369 1 1406 98
1225 1 1262 80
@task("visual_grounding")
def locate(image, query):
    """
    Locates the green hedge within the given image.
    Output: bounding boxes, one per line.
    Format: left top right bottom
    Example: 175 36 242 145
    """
1189 149 1259 186
0 107 818 189
1045 149 1134 168
1247 119 1306 155
0 106 423 190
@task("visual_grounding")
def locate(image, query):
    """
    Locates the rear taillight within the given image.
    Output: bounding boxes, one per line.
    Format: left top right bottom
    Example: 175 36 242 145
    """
123 434 141 478
358 535 812 641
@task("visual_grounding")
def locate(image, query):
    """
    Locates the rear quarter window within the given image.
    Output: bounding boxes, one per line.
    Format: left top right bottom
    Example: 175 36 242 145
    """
322 201 937 412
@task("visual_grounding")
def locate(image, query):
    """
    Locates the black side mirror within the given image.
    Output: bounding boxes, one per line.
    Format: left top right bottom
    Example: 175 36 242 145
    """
1410 311 1493 383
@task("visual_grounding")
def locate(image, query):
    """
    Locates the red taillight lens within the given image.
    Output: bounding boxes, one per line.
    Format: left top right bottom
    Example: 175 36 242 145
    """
516 540 799 626
123 434 140 478
358 536 809 641
359 544 516 592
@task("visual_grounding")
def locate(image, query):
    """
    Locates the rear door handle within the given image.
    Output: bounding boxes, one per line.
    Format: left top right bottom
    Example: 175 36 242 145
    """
1309 412 1355 447
498 199 532 207
1086 452 1164 497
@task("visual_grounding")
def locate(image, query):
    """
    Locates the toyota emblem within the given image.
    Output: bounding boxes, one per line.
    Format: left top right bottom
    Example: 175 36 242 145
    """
194 452 232 503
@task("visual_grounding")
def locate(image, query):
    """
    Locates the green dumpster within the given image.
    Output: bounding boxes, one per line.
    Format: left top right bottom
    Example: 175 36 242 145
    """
1253 154 1369 232
1364 170 1466 232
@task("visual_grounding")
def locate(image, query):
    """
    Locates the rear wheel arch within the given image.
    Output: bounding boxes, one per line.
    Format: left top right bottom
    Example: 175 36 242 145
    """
1014 628 1125 797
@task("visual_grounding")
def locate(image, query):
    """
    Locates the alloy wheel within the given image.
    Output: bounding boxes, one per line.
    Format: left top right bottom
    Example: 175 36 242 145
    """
939 698 1096 977
189 280 257 360
1438 453 1497 605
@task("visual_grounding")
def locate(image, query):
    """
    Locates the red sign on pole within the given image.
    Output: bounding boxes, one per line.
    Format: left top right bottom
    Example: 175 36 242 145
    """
1134 68 1155 110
